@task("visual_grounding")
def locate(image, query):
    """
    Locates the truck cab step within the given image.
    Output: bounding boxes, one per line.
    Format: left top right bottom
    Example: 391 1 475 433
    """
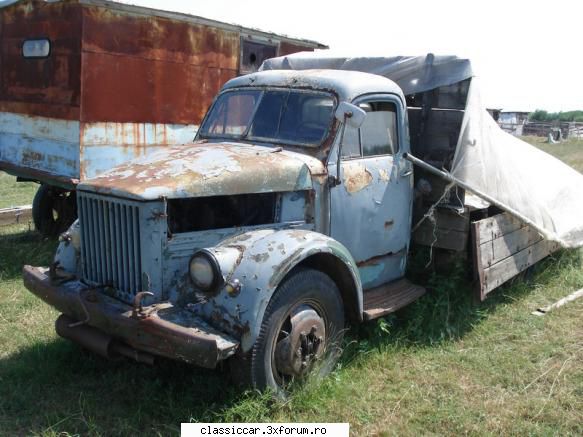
363 279 426 320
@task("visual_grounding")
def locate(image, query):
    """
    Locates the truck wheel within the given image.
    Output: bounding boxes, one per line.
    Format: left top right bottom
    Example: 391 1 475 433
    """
32 185 77 237
232 269 345 394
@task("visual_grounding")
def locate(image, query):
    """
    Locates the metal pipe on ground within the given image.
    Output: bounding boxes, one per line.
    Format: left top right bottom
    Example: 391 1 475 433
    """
532 288 583 316
55 314 155 365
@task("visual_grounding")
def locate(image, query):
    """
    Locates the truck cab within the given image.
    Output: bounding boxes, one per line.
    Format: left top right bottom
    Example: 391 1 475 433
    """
23 69 425 392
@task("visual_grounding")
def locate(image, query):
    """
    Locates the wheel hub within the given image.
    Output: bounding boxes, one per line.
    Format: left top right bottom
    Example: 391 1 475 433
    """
274 305 326 378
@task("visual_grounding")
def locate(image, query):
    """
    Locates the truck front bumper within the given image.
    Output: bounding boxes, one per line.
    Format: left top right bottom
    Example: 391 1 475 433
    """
23 265 238 368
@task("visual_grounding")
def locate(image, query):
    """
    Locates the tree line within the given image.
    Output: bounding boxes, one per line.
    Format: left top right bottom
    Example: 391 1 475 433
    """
529 110 583 122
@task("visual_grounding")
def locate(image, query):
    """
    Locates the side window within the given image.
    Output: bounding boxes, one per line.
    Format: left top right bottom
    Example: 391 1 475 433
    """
341 126 361 158
341 101 399 159
361 102 398 156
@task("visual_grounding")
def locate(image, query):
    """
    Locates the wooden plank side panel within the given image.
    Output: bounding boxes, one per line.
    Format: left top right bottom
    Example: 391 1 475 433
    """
479 225 543 268
0 205 32 226
412 208 470 251
413 221 468 251
472 212 560 301
432 208 470 232
482 239 560 294
475 212 524 243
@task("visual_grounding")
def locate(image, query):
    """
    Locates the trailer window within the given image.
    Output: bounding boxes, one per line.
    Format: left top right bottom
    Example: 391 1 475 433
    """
22 39 51 58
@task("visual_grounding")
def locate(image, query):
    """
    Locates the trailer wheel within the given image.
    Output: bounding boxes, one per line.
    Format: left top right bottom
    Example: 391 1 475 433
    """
32 185 77 237
231 269 344 395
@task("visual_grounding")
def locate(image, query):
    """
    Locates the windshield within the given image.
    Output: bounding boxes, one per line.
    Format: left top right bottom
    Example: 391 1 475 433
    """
198 89 335 147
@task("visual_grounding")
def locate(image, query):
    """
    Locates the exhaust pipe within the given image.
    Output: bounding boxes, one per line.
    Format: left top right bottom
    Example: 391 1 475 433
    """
55 314 155 365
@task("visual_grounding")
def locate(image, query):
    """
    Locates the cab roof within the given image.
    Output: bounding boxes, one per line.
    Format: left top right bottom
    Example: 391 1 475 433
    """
222 69 405 103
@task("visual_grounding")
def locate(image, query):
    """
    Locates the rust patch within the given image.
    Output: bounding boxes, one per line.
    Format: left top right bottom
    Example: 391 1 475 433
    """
79 5 322 125
269 246 306 288
357 247 406 267
276 243 286 255
384 219 394 229
279 41 316 56
80 143 321 200
379 168 390 182
21 150 43 166
0 0 82 119
249 252 269 263
0 0 322 125
343 164 373 194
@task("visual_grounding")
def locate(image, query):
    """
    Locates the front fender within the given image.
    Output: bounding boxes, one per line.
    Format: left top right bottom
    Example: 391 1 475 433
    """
54 219 81 275
197 229 362 352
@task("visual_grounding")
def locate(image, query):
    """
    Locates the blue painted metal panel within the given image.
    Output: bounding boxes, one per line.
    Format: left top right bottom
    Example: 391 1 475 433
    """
0 112 80 179
80 122 198 179
0 111 199 184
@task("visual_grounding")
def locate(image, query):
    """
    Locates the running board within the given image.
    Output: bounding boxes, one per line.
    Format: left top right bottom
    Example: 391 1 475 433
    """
363 279 426 321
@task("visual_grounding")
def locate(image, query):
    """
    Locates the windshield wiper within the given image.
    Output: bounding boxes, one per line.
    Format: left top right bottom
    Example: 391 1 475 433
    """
275 90 291 135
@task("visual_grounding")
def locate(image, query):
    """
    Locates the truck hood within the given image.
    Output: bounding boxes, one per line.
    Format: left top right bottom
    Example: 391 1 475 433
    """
78 142 326 200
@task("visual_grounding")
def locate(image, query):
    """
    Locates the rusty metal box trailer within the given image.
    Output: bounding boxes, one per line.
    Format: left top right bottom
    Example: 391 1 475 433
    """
0 0 325 234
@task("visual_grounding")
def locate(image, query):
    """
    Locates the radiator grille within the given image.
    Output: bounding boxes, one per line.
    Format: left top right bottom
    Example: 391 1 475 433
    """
79 194 142 296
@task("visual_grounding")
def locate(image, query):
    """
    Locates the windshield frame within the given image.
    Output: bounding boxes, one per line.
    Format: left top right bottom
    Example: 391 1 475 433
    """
197 86 338 148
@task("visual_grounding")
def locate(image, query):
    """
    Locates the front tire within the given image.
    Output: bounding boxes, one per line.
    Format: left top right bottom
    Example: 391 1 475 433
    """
32 185 77 237
232 268 345 394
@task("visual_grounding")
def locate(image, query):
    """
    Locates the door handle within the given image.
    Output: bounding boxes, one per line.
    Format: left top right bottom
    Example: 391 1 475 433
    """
400 169 413 177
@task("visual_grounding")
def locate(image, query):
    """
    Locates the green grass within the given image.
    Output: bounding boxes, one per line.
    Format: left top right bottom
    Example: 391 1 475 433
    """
0 171 37 209
523 135 583 170
0 136 582 435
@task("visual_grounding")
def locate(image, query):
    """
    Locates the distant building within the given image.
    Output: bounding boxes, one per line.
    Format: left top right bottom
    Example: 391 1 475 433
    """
523 121 583 139
498 111 530 135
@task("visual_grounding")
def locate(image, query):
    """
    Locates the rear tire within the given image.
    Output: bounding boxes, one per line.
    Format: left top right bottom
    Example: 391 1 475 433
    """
231 268 344 395
32 184 77 237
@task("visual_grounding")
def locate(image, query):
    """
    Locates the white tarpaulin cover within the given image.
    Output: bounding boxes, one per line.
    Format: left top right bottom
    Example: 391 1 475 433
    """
261 52 583 248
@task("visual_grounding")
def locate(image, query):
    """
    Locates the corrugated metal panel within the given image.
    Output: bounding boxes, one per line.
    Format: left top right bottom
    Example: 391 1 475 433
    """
0 0 326 186
0 0 82 120
279 41 315 57
80 52 237 124
79 0 327 50
80 5 240 124
0 111 80 179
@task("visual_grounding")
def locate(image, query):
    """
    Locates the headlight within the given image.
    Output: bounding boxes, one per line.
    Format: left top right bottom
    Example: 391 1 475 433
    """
189 251 222 293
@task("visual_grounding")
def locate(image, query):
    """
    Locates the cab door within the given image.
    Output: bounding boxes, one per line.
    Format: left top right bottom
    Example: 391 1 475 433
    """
328 96 413 289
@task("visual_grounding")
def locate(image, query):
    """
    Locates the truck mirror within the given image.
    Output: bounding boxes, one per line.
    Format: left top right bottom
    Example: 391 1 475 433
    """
335 102 366 128
331 102 367 187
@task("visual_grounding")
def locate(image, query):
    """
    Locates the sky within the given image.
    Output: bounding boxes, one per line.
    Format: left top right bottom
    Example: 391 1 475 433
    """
4 0 582 111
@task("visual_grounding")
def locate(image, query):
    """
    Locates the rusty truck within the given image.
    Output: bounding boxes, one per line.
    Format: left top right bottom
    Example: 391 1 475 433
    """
0 0 325 236
22 57 565 394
